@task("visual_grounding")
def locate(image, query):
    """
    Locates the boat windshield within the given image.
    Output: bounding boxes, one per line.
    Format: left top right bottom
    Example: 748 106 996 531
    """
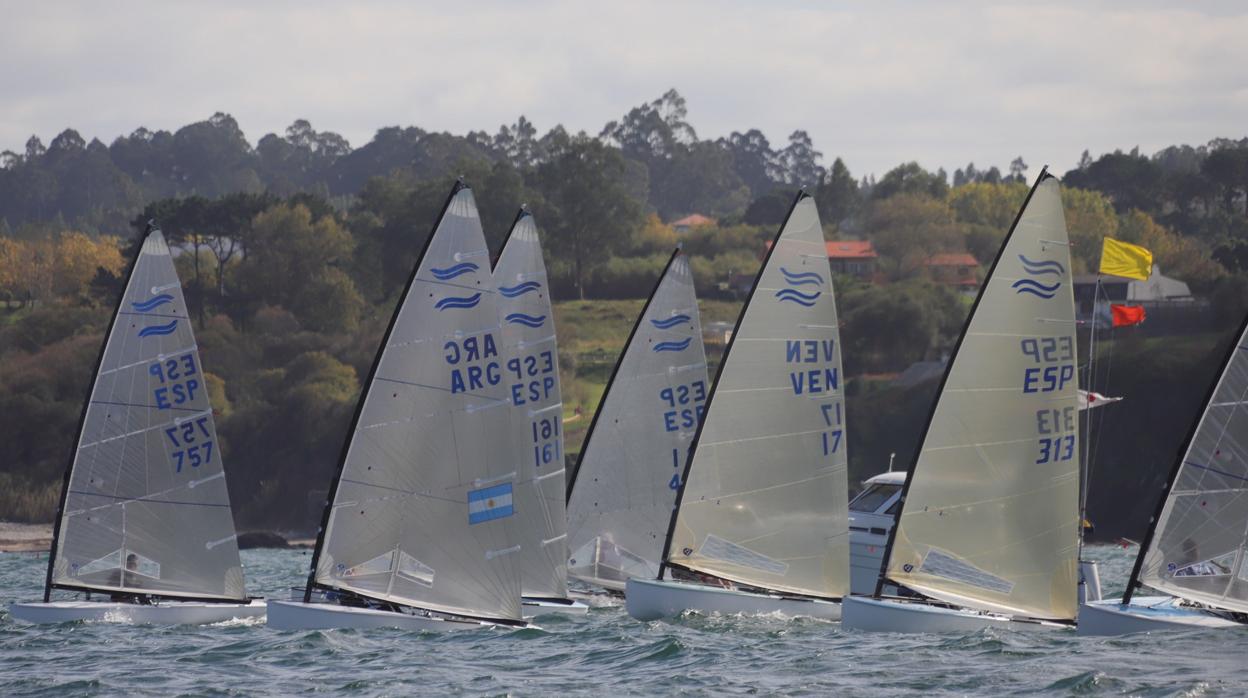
849 483 900 514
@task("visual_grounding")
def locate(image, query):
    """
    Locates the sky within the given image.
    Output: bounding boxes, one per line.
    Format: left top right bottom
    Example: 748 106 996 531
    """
2 1 1246 179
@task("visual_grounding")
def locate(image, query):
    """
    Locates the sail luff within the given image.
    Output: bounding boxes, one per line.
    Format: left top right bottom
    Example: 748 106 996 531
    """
44 227 151 602
1130 312 1248 611
661 192 849 598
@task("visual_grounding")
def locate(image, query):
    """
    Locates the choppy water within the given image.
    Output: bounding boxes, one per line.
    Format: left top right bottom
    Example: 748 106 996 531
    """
0 544 1244 696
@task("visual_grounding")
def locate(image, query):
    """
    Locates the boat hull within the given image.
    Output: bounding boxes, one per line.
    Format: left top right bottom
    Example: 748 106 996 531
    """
266 600 495 631
1077 596 1243 636
8 599 265 625
624 577 841 621
842 595 1070 633
521 596 589 617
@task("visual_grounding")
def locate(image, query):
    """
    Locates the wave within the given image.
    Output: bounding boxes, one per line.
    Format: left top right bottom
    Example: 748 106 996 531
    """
505 312 547 328
430 262 479 280
650 314 691 330
774 288 821 307
131 293 174 312
499 281 542 298
435 293 483 311
779 267 824 286
137 320 179 338
1018 255 1065 276
652 338 692 352
1012 278 1060 299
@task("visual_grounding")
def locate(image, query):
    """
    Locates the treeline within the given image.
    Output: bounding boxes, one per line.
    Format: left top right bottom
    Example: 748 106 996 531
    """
1 90 1247 536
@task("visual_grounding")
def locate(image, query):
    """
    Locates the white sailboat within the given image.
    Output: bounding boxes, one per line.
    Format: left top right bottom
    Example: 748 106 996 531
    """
10 225 263 624
843 170 1082 633
492 209 587 617
268 182 529 631
1079 313 1248 635
566 248 710 594
626 192 849 621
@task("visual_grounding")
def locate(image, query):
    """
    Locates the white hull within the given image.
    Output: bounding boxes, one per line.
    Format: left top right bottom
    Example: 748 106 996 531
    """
625 577 841 622
266 600 497 631
521 596 589 617
8 599 265 625
1077 596 1243 636
842 595 1071 633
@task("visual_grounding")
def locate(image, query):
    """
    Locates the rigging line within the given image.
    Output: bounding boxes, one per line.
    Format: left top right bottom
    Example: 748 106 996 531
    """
1184 461 1248 484
89 399 202 413
67 489 230 509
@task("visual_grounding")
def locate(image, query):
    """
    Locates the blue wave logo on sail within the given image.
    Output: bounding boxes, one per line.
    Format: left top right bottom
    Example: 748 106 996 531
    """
780 267 824 286
137 320 179 338
505 312 546 328
1012 279 1061 299
498 281 542 298
652 338 692 353
434 293 482 311
131 293 174 312
430 262 479 280
650 314 691 330
775 288 821 307
1018 255 1065 276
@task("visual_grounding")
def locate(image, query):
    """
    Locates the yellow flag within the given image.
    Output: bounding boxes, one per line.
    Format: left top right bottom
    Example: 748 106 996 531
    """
1099 238 1153 280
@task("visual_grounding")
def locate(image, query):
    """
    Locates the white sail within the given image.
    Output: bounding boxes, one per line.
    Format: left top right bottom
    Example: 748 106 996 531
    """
492 211 567 599
1136 318 1248 613
883 173 1080 621
49 231 246 601
312 184 523 621
567 250 709 589
664 194 849 598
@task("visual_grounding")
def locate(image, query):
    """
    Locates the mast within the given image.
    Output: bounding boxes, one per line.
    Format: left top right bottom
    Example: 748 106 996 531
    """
566 246 684 500
303 181 466 604
657 190 807 578
871 168 1053 598
1122 310 1248 605
43 223 153 603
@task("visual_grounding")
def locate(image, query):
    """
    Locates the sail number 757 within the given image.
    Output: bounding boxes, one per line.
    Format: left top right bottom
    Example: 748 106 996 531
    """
164 415 214 473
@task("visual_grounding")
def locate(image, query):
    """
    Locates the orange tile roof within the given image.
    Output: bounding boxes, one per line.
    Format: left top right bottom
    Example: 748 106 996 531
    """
825 240 878 259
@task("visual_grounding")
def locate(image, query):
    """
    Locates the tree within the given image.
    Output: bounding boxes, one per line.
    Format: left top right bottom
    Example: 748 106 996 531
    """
534 137 644 299
865 193 961 279
816 158 860 226
872 162 949 201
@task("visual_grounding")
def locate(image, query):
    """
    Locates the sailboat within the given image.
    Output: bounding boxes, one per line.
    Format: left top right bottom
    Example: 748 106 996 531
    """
843 169 1082 633
566 248 710 593
626 192 849 621
9 225 263 624
1079 312 1248 635
491 209 587 617
267 182 529 630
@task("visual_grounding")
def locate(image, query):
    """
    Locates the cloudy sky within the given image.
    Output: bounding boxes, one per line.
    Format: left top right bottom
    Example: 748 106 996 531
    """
3 1 1246 178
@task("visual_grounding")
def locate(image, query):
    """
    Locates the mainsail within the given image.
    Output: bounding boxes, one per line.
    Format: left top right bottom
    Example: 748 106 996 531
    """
880 171 1081 621
46 229 246 601
1128 313 1248 613
492 210 567 599
661 193 849 598
566 249 709 589
308 183 523 622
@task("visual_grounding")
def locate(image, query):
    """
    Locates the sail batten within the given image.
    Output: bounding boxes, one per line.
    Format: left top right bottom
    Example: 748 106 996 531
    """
492 211 569 599
309 185 524 621
662 193 849 599
47 230 246 602
880 173 1081 621
566 249 710 589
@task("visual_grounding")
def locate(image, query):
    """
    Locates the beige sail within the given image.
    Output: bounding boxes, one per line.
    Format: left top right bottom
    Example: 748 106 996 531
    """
665 193 849 598
884 174 1080 621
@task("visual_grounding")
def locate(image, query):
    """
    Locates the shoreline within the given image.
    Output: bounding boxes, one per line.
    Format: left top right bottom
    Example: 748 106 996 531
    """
0 522 313 553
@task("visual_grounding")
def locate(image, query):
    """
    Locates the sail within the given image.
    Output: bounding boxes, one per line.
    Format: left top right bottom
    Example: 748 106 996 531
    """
566 250 709 590
311 184 523 621
492 211 567 599
1135 316 1248 613
883 173 1080 621
663 194 849 598
48 231 246 601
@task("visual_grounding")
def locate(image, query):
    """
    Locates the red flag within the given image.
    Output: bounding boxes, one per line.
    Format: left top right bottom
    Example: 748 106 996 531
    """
1111 304 1146 327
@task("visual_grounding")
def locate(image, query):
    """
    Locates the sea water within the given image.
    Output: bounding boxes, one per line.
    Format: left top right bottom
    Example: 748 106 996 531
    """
1 545 1244 696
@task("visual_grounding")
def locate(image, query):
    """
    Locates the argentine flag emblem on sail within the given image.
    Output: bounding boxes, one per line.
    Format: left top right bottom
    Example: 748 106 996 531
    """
468 482 515 524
